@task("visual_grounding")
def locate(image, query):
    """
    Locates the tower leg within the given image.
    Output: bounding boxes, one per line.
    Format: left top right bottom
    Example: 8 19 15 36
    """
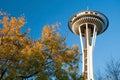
79 24 97 80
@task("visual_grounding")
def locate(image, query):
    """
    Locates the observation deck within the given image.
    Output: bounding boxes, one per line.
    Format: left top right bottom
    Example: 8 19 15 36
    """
68 10 109 36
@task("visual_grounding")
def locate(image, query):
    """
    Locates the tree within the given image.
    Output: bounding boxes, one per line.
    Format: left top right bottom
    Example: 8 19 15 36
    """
105 59 120 80
95 58 120 80
0 11 80 80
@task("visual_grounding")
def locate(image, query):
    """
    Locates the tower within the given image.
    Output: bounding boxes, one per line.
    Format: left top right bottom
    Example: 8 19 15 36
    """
68 10 109 80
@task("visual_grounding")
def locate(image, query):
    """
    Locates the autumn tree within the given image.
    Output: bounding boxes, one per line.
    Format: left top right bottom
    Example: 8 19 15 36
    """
0 11 80 80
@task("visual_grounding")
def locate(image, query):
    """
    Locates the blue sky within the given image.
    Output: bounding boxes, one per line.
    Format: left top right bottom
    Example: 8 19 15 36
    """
1 0 120 76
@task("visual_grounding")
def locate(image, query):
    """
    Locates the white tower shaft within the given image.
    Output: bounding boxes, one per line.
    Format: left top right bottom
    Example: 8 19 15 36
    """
79 23 97 80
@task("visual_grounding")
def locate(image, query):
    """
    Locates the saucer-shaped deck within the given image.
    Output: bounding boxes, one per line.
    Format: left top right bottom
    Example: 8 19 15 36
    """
68 10 109 36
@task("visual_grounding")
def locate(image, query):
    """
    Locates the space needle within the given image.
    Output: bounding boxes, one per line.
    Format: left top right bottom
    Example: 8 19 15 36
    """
68 10 109 80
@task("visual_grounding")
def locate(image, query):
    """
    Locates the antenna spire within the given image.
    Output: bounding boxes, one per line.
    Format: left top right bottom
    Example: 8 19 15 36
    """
87 6 89 10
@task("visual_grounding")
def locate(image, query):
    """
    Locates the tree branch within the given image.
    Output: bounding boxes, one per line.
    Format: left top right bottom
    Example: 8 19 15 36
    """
0 68 7 80
18 71 39 79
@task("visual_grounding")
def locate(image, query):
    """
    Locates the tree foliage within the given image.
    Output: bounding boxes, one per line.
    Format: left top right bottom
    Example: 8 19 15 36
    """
0 11 80 80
